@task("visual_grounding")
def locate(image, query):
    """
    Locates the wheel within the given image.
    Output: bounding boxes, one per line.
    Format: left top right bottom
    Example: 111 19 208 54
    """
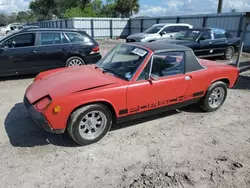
223 46 235 60
200 81 227 112
67 104 112 146
66 56 85 67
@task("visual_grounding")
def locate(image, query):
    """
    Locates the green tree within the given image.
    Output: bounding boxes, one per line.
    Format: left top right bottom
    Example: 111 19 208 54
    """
16 11 37 23
0 13 9 26
29 0 60 20
115 0 139 18
9 13 17 23
231 8 237 13
64 0 103 18
101 0 118 17
56 0 90 13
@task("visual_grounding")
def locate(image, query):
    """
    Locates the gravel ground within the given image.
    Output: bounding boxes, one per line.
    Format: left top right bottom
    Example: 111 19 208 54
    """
0 39 250 188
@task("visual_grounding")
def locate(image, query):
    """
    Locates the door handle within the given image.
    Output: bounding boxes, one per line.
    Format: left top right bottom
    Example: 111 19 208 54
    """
32 50 37 54
185 75 192 80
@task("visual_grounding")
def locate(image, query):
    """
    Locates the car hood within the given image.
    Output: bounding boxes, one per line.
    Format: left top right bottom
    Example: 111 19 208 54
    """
127 33 158 39
25 66 119 103
156 39 196 45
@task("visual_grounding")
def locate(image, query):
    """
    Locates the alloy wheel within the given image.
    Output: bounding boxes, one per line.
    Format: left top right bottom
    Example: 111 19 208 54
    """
78 111 107 140
208 87 225 108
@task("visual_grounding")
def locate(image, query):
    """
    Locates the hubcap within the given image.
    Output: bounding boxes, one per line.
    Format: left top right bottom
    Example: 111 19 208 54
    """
68 59 83 67
226 47 234 59
208 87 225 108
78 111 107 140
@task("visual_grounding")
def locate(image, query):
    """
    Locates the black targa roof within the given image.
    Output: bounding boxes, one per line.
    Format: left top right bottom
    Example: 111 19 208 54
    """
126 42 205 73
130 42 192 52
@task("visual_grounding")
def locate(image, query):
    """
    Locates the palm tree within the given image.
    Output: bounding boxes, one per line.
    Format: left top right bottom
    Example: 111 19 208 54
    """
115 0 140 18
217 0 223 13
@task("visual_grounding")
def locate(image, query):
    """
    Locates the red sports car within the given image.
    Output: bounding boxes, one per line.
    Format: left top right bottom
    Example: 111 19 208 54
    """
23 42 239 146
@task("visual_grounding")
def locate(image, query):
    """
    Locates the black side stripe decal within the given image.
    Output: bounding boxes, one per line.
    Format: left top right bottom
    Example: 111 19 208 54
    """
120 91 205 115
193 91 204 97
119 109 128 115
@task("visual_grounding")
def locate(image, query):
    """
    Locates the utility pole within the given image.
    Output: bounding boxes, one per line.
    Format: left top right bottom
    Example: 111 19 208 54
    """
217 0 223 13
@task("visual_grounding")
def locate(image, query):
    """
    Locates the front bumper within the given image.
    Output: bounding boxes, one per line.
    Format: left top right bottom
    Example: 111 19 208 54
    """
23 96 65 134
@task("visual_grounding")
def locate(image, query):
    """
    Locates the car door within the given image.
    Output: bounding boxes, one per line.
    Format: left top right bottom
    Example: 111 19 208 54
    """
126 51 189 115
35 31 70 70
0 32 38 76
196 30 215 57
210 29 228 55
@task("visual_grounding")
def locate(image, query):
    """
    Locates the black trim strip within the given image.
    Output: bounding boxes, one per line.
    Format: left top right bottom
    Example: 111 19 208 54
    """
169 98 177 103
140 105 148 109
119 109 128 115
117 98 201 123
130 106 139 113
193 91 204 97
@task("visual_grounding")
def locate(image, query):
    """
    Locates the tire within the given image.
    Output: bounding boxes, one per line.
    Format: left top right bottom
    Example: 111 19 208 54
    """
67 104 112 146
200 81 227 112
223 46 235 60
66 56 85 67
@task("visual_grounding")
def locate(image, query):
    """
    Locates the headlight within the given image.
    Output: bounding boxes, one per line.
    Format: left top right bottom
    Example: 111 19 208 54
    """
35 96 52 111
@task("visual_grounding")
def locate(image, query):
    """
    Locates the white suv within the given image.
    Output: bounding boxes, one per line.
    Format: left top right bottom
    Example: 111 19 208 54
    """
126 23 193 42
0 24 22 35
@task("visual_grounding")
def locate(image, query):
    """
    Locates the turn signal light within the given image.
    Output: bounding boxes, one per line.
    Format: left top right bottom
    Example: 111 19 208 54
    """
53 106 61 114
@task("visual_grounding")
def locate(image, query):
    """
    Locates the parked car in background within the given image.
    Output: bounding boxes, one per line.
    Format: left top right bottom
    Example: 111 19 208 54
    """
0 28 101 77
126 23 193 42
24 42 238 146
7 25 39 35
154 28 241 60
0 23 22 34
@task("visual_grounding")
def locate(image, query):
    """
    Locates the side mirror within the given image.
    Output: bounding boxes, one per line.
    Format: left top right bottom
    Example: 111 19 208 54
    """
160 31 167 36
145 73 159 81
149 74 159 81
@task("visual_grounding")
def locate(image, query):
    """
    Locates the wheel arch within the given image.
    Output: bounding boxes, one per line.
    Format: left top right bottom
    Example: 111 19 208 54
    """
211 78 230 88
66 100 118 128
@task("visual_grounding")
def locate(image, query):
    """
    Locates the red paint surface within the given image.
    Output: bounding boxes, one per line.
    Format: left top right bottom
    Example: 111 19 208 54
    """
25 47 239 130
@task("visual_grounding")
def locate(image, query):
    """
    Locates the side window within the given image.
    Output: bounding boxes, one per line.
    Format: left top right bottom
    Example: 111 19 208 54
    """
171 26 189 32
162 26 172 33
40 32 68 45
137 51 185 80
225 32 233 38
2 33 35 48
213 29 227 39
200 31 212 40
162 26 189 33
65 32 91 43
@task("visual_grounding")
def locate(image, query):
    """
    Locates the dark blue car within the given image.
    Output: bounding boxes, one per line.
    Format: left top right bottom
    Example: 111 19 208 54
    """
154 28 241 60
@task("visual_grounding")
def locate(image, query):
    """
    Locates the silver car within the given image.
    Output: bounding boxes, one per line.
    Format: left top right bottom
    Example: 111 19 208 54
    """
126 23 193 42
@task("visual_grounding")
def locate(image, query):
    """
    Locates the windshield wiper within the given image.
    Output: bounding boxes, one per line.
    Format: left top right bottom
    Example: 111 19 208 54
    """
102 68 127 80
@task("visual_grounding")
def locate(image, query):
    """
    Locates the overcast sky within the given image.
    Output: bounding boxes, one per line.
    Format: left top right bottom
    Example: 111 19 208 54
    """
0 0 249 16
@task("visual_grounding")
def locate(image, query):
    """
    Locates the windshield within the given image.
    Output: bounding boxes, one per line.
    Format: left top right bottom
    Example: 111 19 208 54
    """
96 44 149 81
144 25 164 34
174 30 202 41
